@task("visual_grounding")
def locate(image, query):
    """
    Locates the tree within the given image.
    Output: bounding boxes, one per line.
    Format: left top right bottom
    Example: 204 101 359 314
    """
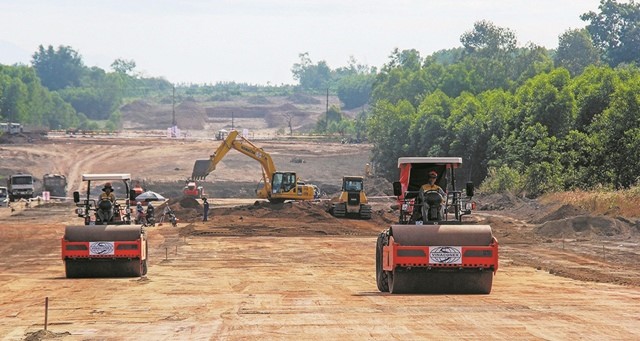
283 112 295 135
111 58 137 75
291 53 332 90
554 28 600 76
337 73 375 109
581 0 640 66
460 20 517 56
31 45 85 90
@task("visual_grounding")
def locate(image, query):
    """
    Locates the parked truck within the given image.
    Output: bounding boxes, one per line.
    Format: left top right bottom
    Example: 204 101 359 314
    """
0 186 8 207
43 173 67 198
7 173 35 201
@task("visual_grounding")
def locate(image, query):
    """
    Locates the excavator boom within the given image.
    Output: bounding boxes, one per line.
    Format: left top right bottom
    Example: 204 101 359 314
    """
191 130 316 202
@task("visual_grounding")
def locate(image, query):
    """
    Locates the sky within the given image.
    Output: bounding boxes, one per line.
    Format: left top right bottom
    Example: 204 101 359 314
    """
0 0 601 85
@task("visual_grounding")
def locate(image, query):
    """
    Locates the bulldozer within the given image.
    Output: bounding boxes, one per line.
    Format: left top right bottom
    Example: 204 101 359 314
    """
329 176 372 219
61 174 148 278
191 129 316 203
376 157 498 294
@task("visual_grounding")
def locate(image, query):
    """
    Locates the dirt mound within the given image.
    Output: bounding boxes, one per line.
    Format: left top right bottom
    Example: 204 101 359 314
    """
477 192 525 210
247 96 271 105
179 196 200 208
288 93 321 104
364 176 393 197
535 215 639 239
121 99 152 112
533 204 589 224
213 200 334 221
176 100 206 129
24 329 71 341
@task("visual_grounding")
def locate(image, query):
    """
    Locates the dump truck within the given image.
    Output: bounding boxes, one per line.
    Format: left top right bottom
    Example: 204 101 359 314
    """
192 129 316 203
376 157 498 294
61 174 148 278
329 176 372 219
43 173 67 198
7 173 35 201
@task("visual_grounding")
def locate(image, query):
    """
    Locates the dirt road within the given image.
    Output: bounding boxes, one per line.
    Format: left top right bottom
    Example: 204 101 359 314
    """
1 200 639 340
1 136 639 340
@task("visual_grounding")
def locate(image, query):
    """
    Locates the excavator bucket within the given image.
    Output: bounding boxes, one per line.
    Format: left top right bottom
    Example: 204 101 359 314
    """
192 159 212 180
379 224 498 294
61 225 147 278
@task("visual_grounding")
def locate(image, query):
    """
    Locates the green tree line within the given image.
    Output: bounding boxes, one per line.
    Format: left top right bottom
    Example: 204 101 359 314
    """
365 0 640 196
1 45 173 131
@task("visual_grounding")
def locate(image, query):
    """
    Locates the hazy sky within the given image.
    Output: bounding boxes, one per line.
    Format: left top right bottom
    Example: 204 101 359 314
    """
0 0 601 85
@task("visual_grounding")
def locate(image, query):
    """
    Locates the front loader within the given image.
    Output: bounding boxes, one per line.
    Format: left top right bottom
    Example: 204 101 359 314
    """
376 157 498 294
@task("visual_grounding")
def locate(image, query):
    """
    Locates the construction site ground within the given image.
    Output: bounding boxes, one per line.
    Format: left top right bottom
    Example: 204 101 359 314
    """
1 135 639 340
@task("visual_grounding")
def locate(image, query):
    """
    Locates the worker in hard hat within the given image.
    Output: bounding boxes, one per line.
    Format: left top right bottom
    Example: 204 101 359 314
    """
100 182 116 203
419 170 446 221
97 182 116 223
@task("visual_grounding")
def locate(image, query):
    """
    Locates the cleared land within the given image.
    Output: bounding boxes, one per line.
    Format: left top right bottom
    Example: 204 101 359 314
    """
0 135 639 340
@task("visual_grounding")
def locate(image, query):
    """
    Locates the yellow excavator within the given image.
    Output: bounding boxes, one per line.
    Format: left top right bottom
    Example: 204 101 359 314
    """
191 130 316 203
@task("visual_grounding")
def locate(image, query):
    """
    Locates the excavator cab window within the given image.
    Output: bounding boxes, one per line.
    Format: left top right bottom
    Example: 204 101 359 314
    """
272 173 283 194
281 173 296 193
272 172 296 194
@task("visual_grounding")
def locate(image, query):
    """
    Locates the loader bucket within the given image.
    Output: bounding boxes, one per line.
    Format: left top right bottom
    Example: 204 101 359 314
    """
62 225 147 278
381 224 498 294
192 159 212 180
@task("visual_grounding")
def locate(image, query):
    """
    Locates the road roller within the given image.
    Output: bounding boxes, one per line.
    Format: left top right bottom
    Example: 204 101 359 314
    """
376 157 498 294
61 174 148 278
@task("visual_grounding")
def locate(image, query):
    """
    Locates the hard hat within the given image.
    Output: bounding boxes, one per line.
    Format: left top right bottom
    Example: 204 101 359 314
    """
428 171 438 178
137 202 141 205
102 182 113 191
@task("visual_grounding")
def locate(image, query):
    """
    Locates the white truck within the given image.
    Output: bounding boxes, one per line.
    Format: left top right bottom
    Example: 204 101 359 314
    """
0 186 8 207
7 174 35 201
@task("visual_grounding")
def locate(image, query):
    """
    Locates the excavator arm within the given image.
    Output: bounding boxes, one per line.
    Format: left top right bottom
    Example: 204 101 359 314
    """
192 130 278 194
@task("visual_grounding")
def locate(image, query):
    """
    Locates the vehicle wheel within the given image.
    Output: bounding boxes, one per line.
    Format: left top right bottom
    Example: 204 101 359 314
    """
376 232 389 292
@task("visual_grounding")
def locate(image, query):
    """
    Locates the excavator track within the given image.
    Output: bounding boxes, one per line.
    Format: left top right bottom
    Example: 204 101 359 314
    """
332 203 346 217
359 204 372 219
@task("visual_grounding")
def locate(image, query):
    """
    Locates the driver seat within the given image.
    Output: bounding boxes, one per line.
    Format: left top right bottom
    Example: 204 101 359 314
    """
96 200 114 224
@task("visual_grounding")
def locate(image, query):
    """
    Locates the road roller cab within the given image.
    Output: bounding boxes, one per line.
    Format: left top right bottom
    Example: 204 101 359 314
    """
376 157 498 294
61 174 148 278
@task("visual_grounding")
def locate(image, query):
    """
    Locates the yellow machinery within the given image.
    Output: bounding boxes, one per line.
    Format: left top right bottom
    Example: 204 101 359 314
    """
330 176 372 219
192 130 316 203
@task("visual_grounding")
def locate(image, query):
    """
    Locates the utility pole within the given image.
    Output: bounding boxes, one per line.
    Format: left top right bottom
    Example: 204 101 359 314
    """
326 88 329 118
172 85 177 127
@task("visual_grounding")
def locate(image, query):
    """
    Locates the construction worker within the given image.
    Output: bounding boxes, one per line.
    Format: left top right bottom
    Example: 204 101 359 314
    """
365 163 372 177
420 170 446 221
97 182 116 223
421 171 445 197
136 202 145 224
100 182 116 203
202 197 209 222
